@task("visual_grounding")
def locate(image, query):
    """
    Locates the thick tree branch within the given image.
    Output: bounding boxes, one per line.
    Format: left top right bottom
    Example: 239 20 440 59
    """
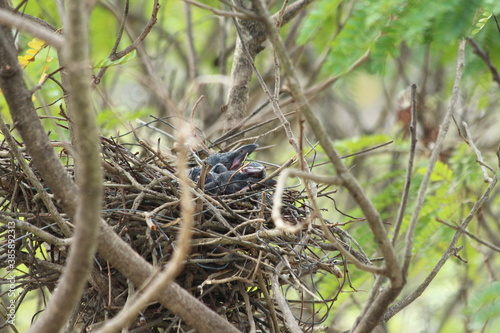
251 2 404 331
0 5 240 333
251 0 401 283
0 7 62 48
224 0 315 134
96 126 195 333
0 13 76 218
25 1 102 332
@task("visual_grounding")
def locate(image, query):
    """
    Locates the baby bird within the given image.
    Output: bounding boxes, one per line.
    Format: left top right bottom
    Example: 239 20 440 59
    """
188 144 258 182
205 162 275 195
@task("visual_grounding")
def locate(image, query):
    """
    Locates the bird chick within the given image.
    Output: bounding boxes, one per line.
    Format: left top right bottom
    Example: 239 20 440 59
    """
205 162 274 195
188 144 258 182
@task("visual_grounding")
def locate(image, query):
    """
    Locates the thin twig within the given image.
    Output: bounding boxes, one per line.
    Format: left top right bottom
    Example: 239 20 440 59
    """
385 177 497 320
93 0 160 85
0 216 71 247
466 37 500 88
392 84 418 245
402 40 466 278
435 217 500 252
0 116 72 236
184 0 259 19
257 273 280 332
462 121 494 183
270 274 303 333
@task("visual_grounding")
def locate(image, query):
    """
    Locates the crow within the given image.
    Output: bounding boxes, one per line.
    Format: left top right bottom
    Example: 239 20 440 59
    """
204 163 228 184
205 162 275 195
188 144 258 182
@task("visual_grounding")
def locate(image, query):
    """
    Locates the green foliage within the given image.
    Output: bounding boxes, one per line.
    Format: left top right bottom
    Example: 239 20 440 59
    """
332 133 394 158
18 1 61 27
97 106 154 130
466 282 500 330
94 50 137 68
298 0 491 75
296 0 342 45
449 143 487 187
89 7 119 61
472 11 493 35
342 141 470 261
416 160 453 183
327 0 381 75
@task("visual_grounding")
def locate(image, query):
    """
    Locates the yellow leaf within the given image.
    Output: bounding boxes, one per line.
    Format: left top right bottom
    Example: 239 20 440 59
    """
18 55 35 67
28 38 46 50
26 49 38 55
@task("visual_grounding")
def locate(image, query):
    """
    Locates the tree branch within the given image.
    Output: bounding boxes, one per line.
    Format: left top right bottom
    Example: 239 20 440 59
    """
270 274 304 333
251 2 404 331
224 0 315 134
402 40 466 278
0 5 240 333
466 37 500 88
385 177 498 320
96 125 195 333
392 84 418 244
26 0 102 331
0 7 62 49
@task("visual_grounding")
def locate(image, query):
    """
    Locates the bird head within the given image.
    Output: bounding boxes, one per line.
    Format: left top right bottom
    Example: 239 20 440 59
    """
240 162 266 179
206 144 258 170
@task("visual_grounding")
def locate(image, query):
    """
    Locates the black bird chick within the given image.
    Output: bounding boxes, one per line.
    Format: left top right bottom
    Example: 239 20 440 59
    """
206 144 258 170
188 144 258 182
205 162 273 195
204 163 228 184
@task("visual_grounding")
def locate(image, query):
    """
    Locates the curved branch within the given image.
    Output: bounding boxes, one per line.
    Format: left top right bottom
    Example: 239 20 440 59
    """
0 7 62 48
466 37 500 88
252 0 401 282
96 126 195 333
26 0 102 331
93 0 160 85
0 4 241 332
272 168 386 276
251 2 405 332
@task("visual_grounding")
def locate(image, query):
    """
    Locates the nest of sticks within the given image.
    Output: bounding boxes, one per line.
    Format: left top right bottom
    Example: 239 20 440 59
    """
0 125 367 332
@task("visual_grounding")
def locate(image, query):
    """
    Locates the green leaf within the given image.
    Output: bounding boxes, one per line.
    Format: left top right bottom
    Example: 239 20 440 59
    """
466 282 500 330
94 50 137 68
297 0 342 45
471 10 493 35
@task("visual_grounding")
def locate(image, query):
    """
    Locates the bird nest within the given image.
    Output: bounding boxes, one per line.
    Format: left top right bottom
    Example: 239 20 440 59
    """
0 127 364 332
